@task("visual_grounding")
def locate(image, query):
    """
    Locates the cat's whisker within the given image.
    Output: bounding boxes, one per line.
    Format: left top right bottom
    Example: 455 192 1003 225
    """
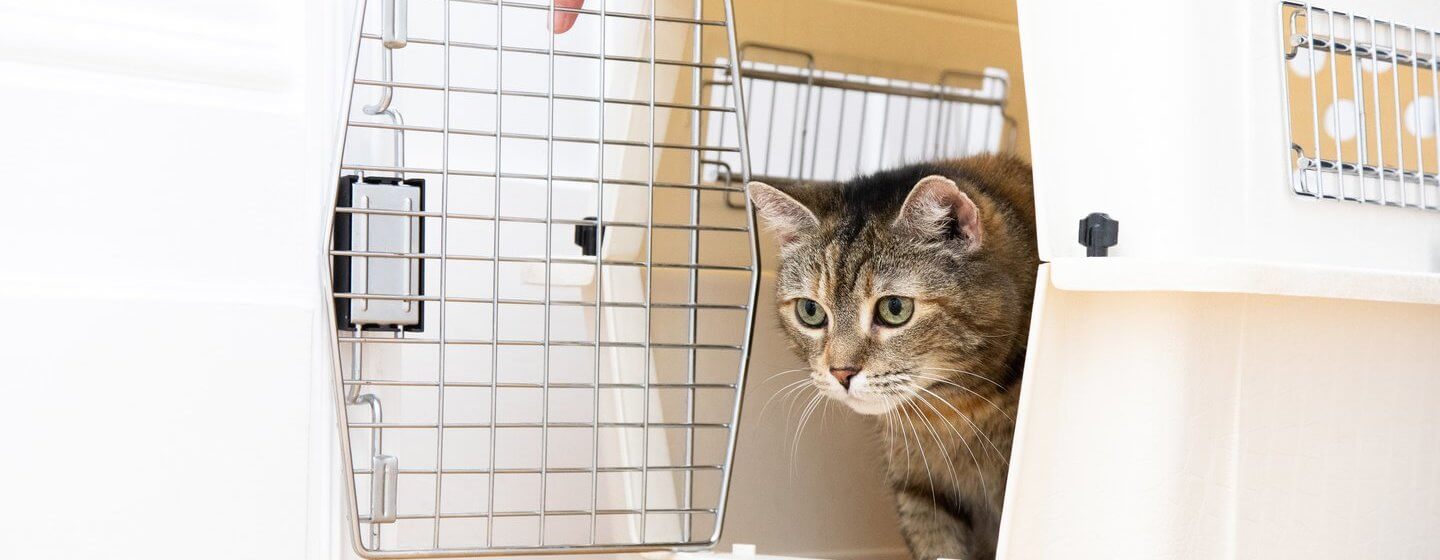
760 368 811 385
915 367 1005 389
780 385 812 425
800 392 825 459
920 404 1005 514
970 329 1021 340
879 394 902 455
889 394 915 479
905 388 983 501
888 394 910 466
756 378 812 427
771 381 811 429
785 391 817 479
882 396 898 447
912 383 1009 465
782 378 818 421
899 400 940 511
790 392 824 477
907 396 964 498
909 372 1015 423
904 388 996 506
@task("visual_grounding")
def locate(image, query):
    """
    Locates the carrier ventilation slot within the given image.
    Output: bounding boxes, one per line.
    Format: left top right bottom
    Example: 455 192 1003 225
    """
1281 2 1440 209
325 0 757 556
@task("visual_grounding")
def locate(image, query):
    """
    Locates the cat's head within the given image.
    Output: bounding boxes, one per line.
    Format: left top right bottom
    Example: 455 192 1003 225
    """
748 168 1028 416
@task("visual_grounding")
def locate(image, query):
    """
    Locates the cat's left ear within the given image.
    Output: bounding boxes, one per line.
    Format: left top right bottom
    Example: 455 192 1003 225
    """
747 181 819 248
892 175 983 251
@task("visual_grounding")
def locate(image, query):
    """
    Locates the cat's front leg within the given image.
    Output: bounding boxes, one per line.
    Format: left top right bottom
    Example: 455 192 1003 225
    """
892 486 978 560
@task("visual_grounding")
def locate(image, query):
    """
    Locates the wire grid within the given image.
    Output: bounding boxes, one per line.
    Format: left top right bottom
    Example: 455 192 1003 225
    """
701 43 1012 198
325 0 756 556
1281 2 1440 209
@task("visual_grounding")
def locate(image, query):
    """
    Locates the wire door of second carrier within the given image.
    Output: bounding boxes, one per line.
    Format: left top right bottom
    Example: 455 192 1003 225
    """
1281 2 1440 209
703 43 1013 191
324 0 757 556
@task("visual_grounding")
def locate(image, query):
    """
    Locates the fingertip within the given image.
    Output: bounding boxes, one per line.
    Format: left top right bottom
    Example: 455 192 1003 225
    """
552 0 585 34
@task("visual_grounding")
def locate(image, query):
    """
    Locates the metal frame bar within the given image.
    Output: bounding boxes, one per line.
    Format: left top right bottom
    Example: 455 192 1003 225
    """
588 0 609 543
483 0 504 544
351 78 738 114
360 33 729 71
341 164 746 191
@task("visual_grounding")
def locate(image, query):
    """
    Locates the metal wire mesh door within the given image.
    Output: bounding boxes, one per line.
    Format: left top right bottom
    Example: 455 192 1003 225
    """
324 0 756 556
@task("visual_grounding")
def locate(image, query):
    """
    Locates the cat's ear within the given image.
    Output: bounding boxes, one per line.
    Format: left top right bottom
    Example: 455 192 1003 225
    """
893 175 983 251
747 181 819 248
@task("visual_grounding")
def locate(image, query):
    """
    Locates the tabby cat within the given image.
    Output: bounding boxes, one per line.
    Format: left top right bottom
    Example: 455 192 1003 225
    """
747 154 1038 560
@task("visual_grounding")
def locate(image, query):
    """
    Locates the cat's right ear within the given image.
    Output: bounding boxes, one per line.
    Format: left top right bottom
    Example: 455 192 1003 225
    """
747 181 819 248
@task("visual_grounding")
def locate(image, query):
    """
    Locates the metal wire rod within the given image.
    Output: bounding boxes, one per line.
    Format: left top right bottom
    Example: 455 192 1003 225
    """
1296 156 1440 185
328 251 752 271
740 67 1005 106
638 2 658 539
341 380 738 389
353 465 725 476
332 294 748 310
483 0 503 546
345 115 741 152
341 164 747 192
348 421 731 429
429 0 454 544
449 0 727 27
364 507 718 522
333 207 749 232
1287 34 1438 69
588 0 609 543
352 79 736 112
337 337 744 350
360 33 729 71
683 0 706 539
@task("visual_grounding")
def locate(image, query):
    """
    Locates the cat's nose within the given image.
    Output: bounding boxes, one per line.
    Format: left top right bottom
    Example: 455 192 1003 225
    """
830 368 859 390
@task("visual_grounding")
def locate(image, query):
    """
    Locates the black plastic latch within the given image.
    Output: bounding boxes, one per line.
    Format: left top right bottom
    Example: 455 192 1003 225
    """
574 216 605 256
362 175 425 188
1078 213 1119 257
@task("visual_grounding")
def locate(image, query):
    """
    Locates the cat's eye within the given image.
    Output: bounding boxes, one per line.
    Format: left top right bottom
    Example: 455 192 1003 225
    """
875 296 914 327
794 298 827 328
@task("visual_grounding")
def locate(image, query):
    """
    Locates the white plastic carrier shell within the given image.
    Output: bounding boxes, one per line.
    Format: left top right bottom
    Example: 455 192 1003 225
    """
1001 0 1440 557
